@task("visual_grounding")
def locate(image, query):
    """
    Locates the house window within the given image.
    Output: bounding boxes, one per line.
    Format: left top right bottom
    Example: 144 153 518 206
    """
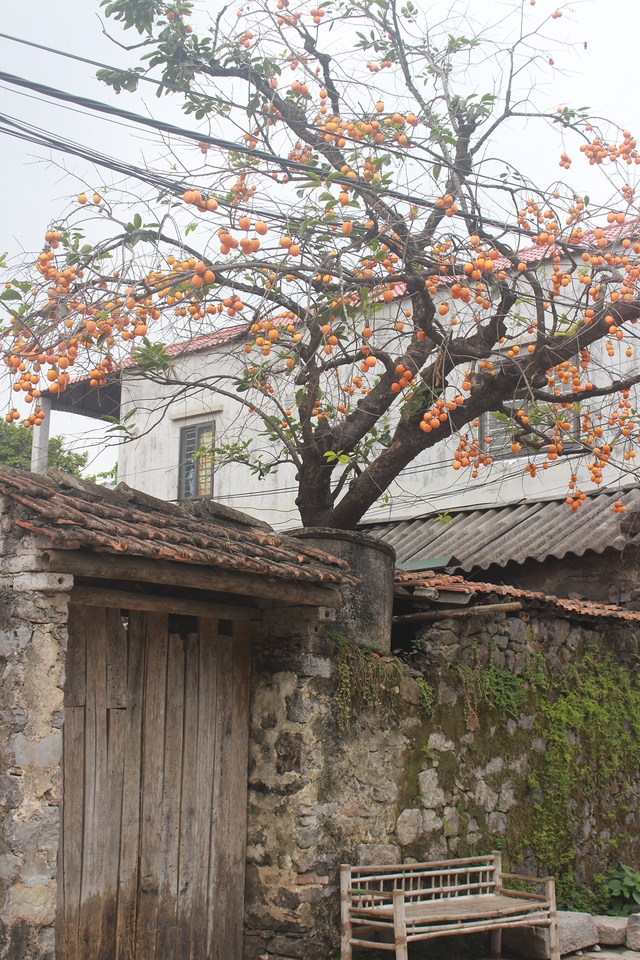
481 402 581 459
178 422 215 499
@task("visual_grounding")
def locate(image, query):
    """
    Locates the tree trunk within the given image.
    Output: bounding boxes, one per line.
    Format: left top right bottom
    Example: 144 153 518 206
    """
295 456 337 527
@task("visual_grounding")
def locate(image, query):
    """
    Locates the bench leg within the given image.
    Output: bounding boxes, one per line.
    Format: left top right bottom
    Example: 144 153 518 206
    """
393 889 408 960
549 918 560 960
340 866 353 960
490 928 502 959
546 876 561 960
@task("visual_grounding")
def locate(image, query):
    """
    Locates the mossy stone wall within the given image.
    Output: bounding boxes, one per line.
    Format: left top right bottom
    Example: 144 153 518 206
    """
245 604 640 959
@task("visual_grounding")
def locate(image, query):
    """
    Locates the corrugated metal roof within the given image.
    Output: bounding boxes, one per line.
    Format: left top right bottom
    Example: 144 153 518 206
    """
364 487 640 572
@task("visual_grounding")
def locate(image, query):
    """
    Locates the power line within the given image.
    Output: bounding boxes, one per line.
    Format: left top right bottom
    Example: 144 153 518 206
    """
0 68 535 238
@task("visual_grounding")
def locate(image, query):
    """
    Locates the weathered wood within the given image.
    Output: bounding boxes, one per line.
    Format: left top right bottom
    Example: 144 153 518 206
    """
115 610 146 960
70 585 260 622
340 865 354 960
136 611 169 960
490 928 502 959
211 623 251 960
189 622 219 960
343 857 557 955
78 606 108 957
106 608 128 708
393 890 408 960
100 707 126 960
60 605 251 960
156 633 185 958
175 632 201 960
393 601 522 625
501 873 547 884
546 877 560 960
65 604 86 706
60 706 85 960
44 549 342 606
209 630 235 958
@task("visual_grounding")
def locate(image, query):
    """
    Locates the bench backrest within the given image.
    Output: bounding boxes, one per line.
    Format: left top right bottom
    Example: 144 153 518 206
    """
343 855 501 910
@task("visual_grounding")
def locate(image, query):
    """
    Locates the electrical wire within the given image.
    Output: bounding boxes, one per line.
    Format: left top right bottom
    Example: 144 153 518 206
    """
0 29 537 217
0 68 535 237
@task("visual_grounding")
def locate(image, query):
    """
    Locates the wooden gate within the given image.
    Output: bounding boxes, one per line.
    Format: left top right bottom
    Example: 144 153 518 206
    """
57 604 252 960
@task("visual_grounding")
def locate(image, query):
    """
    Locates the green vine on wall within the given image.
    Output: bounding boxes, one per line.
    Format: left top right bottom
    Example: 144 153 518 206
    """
453 642 640 908
458 642 527 724
527 649 640 905
332 631 405 731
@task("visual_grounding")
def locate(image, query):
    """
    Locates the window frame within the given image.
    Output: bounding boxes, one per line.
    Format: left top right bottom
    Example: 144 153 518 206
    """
178 421 215 500
480 402 582 460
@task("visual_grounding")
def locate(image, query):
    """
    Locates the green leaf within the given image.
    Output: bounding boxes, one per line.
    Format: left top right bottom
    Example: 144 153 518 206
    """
0 289 21 301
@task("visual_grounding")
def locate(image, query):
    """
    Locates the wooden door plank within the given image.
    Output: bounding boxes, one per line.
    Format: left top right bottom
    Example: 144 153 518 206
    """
100 707 126 960
136 611 169 960
156 633 186 960
175 633 200 959
59 705 85 960
189 619 219 960
65 604 86 707
209 624 252 960
115 610 146 960
106 608 128 708
227 622 252 960
78 606 109 957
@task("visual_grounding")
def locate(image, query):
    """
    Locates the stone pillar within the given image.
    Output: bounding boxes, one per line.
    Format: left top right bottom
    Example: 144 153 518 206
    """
0 503 72 960
243 605 412 960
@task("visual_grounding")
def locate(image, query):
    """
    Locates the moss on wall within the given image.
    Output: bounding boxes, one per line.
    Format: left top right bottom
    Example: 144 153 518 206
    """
245 611 640 959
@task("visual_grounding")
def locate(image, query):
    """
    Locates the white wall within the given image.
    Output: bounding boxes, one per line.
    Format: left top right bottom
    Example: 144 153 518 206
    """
117 274 640 529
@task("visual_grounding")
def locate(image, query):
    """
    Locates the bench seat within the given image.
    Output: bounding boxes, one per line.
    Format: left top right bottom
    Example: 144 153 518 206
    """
352 892 549 924
340 853 560 960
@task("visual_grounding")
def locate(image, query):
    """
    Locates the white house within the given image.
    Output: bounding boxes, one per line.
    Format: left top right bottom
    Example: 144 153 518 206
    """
43 225 640 531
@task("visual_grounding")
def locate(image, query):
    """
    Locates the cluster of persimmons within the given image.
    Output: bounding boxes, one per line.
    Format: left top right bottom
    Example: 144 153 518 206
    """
2 61 639 514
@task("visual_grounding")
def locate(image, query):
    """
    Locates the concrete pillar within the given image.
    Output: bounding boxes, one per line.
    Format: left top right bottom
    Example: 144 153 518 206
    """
288 528 396 653
30 397 51 474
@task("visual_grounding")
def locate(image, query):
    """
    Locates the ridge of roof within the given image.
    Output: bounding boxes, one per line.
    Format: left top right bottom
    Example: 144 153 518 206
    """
0 465 353 586
395 571 640 622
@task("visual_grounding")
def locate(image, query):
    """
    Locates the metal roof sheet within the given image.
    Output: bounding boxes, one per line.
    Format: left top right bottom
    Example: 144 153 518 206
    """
364 487 640 572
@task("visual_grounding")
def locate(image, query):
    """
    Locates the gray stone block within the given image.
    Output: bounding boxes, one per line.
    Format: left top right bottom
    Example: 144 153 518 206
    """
418 768 445 808
594 915 627 945
396 809 422 846
356 843 400 866
628 913 640 951
503 910 598 958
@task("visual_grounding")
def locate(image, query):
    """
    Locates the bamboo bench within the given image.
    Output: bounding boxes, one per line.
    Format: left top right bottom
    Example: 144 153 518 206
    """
340 853 560 960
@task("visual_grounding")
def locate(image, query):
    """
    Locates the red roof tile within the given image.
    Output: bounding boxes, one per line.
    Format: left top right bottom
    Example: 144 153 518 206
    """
0 466 353 587
395 571 640 622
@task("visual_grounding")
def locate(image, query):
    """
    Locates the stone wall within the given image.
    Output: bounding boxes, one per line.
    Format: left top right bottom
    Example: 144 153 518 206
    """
0 505 71 960
244 602 640 959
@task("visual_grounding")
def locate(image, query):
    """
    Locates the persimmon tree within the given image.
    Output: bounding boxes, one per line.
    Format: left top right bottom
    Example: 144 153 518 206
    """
2 0 640 527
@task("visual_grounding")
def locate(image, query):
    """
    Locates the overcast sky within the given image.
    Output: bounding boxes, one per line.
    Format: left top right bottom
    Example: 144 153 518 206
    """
0 0 638 477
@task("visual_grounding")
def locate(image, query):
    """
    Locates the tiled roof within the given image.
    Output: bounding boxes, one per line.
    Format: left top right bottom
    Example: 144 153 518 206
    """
366 486 640 573
0 466 351 586
395 572 640 622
